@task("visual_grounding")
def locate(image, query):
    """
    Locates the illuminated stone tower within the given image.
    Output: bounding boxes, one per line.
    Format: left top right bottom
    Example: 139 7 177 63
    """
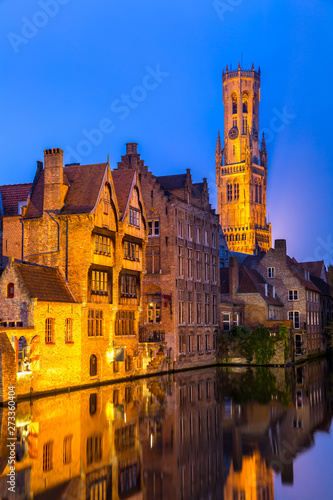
216 62 271 254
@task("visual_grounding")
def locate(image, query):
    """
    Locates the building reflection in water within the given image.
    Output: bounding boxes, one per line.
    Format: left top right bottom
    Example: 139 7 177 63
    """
0 358 332 499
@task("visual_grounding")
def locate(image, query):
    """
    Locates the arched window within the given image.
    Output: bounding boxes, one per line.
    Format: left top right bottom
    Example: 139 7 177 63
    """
235 234 240 241
227 184 232 202
230 234 234 242
225 235 228 242
242 92 249 113
231 93 237 114
7 283 14 298
242 233 246 241
234 183 239 200
90 355 97 377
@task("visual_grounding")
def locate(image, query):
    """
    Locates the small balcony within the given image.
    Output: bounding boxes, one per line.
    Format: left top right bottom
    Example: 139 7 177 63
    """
139 328 165 343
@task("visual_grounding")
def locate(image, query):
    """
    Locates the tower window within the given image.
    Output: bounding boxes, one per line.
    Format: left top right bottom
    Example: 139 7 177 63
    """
234 183 239 200
242 92 249 113
233 118 237 128
231 93 237 114
243 117 248 134
233 145 236 156
227 184 232 202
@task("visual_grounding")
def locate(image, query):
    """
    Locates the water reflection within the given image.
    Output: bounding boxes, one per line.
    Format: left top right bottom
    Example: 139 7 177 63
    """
0 358 332 499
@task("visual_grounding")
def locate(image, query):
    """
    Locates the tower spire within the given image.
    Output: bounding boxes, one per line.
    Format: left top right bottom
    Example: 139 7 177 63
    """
216 130 222 155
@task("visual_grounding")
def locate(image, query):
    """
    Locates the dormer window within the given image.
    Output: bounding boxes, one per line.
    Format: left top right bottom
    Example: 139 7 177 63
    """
7 283 14 298
129 207 140 227
267 267 275 278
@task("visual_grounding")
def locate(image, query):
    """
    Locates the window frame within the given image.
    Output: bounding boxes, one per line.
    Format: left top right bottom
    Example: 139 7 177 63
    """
45 318 55 343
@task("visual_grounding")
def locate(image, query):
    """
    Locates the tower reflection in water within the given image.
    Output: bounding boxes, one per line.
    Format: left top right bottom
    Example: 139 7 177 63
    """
0 359 332 499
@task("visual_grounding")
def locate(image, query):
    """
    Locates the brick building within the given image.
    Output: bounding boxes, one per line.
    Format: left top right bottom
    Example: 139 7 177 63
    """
115 143 221 368
0 147 148 396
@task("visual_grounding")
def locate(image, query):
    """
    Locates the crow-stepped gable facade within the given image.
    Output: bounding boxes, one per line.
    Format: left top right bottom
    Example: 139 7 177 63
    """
216 63 271 254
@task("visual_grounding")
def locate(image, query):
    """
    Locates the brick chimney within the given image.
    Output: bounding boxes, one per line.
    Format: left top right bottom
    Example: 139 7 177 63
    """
43 148 67 211
116 143 147 172
275 239 287 255
229 256 239 297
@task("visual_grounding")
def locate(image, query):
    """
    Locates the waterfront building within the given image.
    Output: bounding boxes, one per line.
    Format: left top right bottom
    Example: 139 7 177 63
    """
115 143 221 369
216 63 271 254
0 147 148 395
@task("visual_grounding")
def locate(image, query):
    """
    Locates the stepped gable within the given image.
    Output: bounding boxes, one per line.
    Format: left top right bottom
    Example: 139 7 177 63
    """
111 169 136 215
0 183 32 216
15 261 75 302
192 182 204 198
24 163 107 218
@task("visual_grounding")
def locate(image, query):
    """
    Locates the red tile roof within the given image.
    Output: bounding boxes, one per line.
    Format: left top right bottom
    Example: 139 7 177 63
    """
24 164 107 218
0 183 32 217
15 262 75 302
111 170 135 214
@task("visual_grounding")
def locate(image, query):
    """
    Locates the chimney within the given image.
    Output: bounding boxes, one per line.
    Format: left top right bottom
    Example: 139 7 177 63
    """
126 143 138 154
275 239 287 255
43 148 67 211
229 256 239 297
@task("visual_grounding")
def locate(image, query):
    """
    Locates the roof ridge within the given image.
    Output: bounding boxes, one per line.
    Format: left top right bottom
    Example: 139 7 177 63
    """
0 182 33 188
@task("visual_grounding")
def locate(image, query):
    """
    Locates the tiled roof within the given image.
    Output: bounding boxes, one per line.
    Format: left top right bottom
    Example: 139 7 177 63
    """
286 256 320 292
156 174 187 191
220 267 282 306
299 260 326 281
0 183 32 216
310 275 332 297
15 262 75 302
24 164 107 218
111 170 135 214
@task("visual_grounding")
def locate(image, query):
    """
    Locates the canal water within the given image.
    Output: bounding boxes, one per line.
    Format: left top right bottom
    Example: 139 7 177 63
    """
0 357 332 499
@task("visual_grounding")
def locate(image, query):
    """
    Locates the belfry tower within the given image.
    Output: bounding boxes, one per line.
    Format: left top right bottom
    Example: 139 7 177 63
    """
216 63 271 254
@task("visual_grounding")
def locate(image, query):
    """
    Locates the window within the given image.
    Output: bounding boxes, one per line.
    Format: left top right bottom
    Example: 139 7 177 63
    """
178 219 183 238
232 93 237 114
43 442 53 471
204 253 209 281
189 334 194 353
233 313 239 326
92 270 108 294
179 301 185 324
148 219 159 236
205 294 210 324
227 183 233 202
45 318 54 343
204 230 209 246
87 436 102 465
7 283 14 298
90 355 97 376
234 183 239 200
187 224 193 241
121 275 137 297
196 251 201 281
196 227 201 243
212 232 216 248
63 436 72 465
124 241 139 260
197 334 202 352
223 313 230 331
213 332 217 350
65 318 73 342
206 334 210 351
212 256 217 283
178 247 184 277
242 93 248 113
196 293 202 323
125 355 133 372
88 310 103 337
115 311 135 335
289 311 300 329
267 267 276 278
148 300 161 323
213 295 217 324
179 334 186 354
289 290 299 301
94 235 111 255
129 207 140 227
146 245 160 274
243 116 248 134
188 297 193 324
188 249 193 279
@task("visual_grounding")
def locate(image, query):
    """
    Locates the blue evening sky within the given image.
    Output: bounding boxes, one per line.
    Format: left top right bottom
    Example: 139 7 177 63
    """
1 0 333 263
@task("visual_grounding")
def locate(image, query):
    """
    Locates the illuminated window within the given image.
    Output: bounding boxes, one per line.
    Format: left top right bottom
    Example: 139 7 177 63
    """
90 355 98 377
7 283 14 298
43 441 53 471
148 299 161 323
63 436 72 465
45 318 54 343
91 270 108 294
242 92 249 113
65 318 73 342
88 310 103 337
129 207 140 227
94 235 111 255
223 313 230 331
148 219 159 236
